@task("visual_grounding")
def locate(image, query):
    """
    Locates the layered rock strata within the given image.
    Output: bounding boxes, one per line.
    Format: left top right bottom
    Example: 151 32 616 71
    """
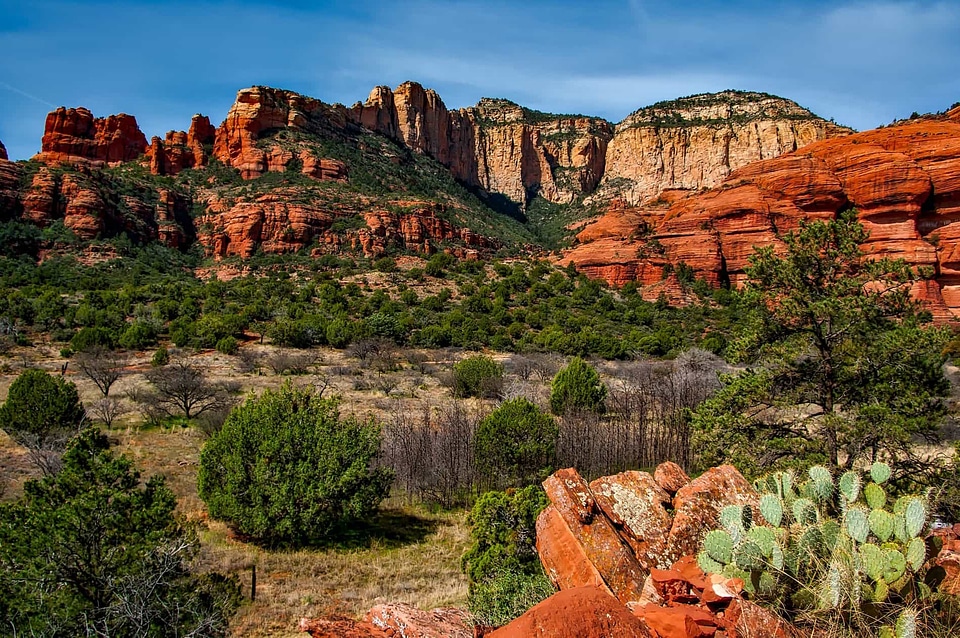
564 110 960 318
147 114 216 175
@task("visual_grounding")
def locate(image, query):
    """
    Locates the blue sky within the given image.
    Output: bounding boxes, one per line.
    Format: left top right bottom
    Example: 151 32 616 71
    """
1 0 958 160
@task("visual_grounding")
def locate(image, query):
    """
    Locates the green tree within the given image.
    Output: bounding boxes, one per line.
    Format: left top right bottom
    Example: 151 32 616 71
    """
0 428 239 636
0 368 86 474
452 355 504 399
461 486 553 626
197 383 393 547
692 212 949 475
549 356 606 415
475 398 558 488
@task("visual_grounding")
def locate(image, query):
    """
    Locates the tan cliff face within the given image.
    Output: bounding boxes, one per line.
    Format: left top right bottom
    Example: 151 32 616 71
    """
349 83 613 206
596 91 852 205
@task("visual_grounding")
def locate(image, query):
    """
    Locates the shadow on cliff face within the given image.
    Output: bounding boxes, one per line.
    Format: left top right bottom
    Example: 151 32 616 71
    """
481 192 528 224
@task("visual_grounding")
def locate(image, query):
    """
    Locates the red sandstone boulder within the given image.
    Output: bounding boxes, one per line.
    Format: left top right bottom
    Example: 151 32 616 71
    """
665 465 759 564
364 604 472 638
538 468 648 603
723 598 795 638
590 471 673 570
35 107 147 165
488 586 653 638
299 616 389 638
633 604 718 638
654 462 690 495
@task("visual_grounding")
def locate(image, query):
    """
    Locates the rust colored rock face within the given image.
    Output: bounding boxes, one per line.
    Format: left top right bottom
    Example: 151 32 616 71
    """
36 107 147 166
564 115 960 319
0 160 23 220
539 468 648 603
213 86 350 179
590 471 673 570
364 604 473 638
298 616 389 638
147 114 216 175
654 462 691 495
488 586 653 638
666 465 760 564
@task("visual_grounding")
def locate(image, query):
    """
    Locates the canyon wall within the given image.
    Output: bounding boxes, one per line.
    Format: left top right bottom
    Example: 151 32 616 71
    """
563 109 960 318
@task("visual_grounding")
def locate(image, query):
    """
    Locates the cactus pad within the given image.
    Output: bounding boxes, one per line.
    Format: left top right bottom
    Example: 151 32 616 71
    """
747 526 777 557
759 493 783 527
883 548 906 583
838 471 861 503
904 498 926 539
861 543 885 581
869 508 895 542
733 540 765 571
697 550 724 575
905 537 925 571
871 461 892 484
895 608 917 638
846 507 870 543
808 465 833 501
865 482 887 509
703 529 734 564
793 498 818 525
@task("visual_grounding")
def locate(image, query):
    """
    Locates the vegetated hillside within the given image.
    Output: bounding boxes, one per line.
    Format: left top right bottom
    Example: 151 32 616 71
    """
0 81 847 260
564 105 960 319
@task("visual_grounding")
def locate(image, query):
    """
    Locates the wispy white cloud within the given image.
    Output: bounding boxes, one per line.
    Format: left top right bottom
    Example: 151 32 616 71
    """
0 0 957 159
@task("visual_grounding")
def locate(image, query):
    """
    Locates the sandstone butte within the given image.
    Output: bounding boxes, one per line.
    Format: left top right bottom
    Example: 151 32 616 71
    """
3 82 845 266
563 107 960 320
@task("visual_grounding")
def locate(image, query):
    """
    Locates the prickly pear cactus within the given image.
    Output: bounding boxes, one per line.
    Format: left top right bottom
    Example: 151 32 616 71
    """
694 460 935 636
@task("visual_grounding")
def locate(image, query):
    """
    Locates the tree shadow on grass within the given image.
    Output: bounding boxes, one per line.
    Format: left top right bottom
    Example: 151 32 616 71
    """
325 507 443 551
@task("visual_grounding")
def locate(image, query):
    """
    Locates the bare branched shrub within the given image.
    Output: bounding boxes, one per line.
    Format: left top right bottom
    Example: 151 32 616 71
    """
348 338 395 367
237 348 263 375
554 349 726 478
75 347 128 397
88 396 127 429
143 360 233 420
405 350 430 374
380 398 480 507
266 350 316 375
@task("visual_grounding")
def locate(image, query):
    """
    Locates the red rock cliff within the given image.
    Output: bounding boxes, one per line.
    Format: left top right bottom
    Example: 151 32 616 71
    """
0 138 7 161
35 107 147 166
147 114 216 175
563 111 960 319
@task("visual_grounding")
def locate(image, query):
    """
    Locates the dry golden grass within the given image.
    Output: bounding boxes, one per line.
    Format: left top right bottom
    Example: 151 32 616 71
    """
0 345 476 637
112 425 470 638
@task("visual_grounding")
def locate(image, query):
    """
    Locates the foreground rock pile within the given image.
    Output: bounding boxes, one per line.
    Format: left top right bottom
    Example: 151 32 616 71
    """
300 463 797 637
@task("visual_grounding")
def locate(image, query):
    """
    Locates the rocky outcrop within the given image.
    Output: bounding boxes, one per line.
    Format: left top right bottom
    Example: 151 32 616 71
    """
506 463 797 637
213 86 353 179
0 139 7 160
147 114 216 175
0 159 23 220
564 111 960 318
199 197 497 260
35 107 147 166
348 83 613 206
596 91 851 206
488 586 653 638
299 604 472 638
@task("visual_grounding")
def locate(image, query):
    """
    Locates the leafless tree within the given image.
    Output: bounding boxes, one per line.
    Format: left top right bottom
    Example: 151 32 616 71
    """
144 360 233 420
75 347 128 397
266 350 316 375
237 348 263 375
88 396 127 429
